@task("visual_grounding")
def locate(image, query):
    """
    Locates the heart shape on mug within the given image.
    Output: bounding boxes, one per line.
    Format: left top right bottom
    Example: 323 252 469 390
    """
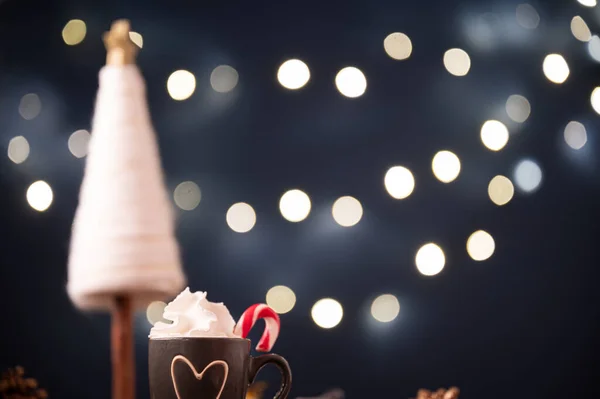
170 355 229 399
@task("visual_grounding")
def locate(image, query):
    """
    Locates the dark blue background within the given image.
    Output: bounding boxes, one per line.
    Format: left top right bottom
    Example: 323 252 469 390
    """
1 0 600 397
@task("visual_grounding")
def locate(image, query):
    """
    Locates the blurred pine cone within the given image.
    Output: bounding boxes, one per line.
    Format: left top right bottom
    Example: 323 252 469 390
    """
0 367 48 399
412 387 459 399
246 381 268 399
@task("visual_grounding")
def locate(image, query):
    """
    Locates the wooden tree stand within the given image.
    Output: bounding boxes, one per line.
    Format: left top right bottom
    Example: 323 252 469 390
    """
112 296 135 399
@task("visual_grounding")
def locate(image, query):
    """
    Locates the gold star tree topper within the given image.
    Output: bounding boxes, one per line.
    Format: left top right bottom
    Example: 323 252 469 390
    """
102 19 139 66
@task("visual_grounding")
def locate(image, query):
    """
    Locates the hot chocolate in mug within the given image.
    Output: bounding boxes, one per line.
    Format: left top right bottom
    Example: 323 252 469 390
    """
148 289 291 399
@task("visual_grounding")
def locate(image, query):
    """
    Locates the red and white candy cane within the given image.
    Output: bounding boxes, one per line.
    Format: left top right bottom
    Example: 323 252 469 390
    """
234 304 280 352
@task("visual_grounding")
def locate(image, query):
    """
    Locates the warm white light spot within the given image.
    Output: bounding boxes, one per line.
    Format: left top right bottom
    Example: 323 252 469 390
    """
226 202 256 233
279 189 311 222
443 48 471 77
383 32 413 60
335 67 367 98
7 136 30 164
167 70 196 101
62 19 86 46
210 65 239 93
384 166 415 199
571 16 592 42
27 181 53 212
277 59 310 90
311 298 343 329
68 129 91 158
415 243 445 276
514 159 542 193
371 294 400 323
488 175 514 206
266 286 296 314
505 95 531 123
481 120 509 151
146 301 166 325
578 0 597 7
467 230 495 261
129 31 143 48
516 4 540 30
332 196 363 227
431 151 461 183
591 87 600 114
564 121 587 150
173 181 201 211
543 54 569 84
19 93 41 120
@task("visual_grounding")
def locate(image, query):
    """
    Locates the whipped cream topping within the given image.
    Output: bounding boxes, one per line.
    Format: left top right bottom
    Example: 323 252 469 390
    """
149 288 238 338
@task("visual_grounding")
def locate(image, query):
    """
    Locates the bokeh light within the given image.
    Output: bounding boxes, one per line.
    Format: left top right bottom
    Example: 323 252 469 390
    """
173 181 201 211
466 230 495 261
543 54 569 84
167 70 196 101
516 4 540 30
68 129 91 158
370 294 400 323
588 36 600 62
19 93 41 120
514 159 543 193
27 181 53 212
488 175 514 206
481 120 509 151
443 48 471 77
571 16 592 42
335 67 367 98
505 95 531 123
62 19 86 46
415 243 445 276
332 196 363 227
564 121 587 150
226 202 256 233
578 0 597 7
590 87 600 114
210 65 239 93
311 298 343 329
279 189 311 222
129 32 143 48
384 166 415 199
431 150 461 183
7 136 30 164
383 32 413 60
266 286 297 314
277 59 310 90
146 301 166 325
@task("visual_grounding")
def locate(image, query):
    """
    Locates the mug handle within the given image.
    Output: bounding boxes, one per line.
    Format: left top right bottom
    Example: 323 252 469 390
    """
248 353 292 399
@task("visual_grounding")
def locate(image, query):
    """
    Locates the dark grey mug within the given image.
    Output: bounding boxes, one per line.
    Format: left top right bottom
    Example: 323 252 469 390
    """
149 337 292 399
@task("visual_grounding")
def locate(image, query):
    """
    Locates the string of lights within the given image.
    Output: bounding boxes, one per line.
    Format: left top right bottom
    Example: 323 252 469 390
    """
4 1 599 334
